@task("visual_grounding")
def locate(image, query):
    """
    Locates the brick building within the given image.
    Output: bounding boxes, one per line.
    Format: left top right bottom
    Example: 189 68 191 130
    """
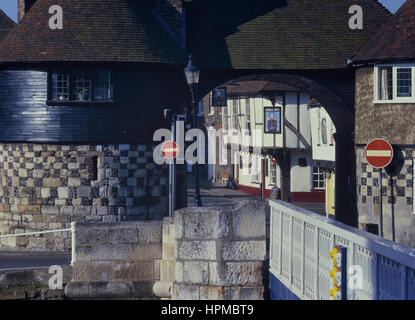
352 0 415 247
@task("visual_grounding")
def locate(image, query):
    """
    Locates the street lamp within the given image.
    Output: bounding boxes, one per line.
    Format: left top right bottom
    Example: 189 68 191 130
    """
184 54 202 207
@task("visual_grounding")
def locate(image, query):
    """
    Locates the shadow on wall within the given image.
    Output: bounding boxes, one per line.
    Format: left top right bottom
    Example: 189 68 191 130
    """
186 0 287 68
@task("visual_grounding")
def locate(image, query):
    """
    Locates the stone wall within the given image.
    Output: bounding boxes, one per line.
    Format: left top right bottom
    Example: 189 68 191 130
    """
172 200 268 300
355 67 415 145
65 221 162 299
356 147 415 248
0 143 168 252
355 67 415 248
65 200 268 300
157 217 176 299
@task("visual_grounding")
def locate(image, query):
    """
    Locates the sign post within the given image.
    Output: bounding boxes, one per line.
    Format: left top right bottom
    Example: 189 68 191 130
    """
162 139 180 217
365 139 393 238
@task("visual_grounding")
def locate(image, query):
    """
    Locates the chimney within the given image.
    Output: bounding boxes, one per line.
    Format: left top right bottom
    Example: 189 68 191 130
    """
17 0 37 22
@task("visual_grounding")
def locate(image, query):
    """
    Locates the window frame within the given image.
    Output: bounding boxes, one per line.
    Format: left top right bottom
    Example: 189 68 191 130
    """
245 97 251 133
208 92 215 116
270 161 277 185
312 167 325 190
47 68 114 105
198 99 204 117
222 103 230 132
374 63 415 104
231 97 239 131
251 156 260 183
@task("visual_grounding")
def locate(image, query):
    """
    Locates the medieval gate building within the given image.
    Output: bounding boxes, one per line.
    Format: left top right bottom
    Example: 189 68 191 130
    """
0 0 392 251
186 0 390 226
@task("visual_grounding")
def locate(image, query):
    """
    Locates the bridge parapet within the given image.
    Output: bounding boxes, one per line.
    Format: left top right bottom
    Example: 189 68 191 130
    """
269 200 415 300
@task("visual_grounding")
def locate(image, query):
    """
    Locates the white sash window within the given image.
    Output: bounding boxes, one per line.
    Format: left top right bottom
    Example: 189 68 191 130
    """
374 64 415 103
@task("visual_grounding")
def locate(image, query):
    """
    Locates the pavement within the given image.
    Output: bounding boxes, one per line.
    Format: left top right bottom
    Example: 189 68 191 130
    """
187 175 326 215
0 252 71 275
293 202 326 216
187 176 259 207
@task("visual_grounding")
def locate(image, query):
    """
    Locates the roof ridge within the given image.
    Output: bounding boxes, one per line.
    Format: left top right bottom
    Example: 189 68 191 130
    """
352 0 415 63
369 0 392 16
0 9 16 27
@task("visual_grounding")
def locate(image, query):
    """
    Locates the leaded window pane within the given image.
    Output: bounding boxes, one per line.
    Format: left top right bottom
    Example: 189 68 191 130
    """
397 68 412 98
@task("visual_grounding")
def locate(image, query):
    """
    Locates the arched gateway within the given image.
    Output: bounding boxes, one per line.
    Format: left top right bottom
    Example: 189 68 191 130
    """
198 71 357 226
184 0 392 227
0 0 391 251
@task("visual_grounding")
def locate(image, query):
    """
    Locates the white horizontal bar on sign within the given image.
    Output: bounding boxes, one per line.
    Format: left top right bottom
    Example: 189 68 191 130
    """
0 228 71 239
366 150 392 157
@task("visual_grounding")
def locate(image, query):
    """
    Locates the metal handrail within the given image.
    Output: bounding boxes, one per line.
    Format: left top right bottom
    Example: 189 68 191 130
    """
269 200 415 300
270 200 415 269
0 222 76 265
0 229 72 238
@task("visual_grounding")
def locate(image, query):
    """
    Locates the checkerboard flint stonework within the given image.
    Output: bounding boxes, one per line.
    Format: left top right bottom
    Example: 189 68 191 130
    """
0 143 168 251
356 147 415 247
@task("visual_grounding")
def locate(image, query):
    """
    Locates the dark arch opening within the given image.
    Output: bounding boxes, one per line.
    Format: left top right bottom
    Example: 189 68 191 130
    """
196 71 357 227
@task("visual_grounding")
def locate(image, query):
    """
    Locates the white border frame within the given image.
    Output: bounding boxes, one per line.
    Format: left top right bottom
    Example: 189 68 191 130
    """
413 158 415 215
374 63 415 104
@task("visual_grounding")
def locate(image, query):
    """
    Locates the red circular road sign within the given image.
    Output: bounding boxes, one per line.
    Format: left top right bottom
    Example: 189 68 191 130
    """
365 139 393 169
161 141 179 160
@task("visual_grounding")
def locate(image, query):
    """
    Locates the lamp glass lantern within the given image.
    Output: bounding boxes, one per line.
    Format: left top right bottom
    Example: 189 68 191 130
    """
184 55 200 87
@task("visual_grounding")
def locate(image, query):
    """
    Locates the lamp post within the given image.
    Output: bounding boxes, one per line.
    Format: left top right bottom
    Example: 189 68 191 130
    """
184 55 202 207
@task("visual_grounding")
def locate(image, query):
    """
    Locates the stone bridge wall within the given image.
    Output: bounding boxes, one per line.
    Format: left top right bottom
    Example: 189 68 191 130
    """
172 200 268 300
65 221 162 299
66 200 268 300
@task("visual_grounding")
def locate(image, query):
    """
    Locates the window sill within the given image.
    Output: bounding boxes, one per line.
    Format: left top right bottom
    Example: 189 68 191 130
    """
373 100 415 104
46 100 116 106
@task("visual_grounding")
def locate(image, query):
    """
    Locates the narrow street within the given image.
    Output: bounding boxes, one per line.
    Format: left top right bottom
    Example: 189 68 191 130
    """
187 174 326 214
187 176 258 208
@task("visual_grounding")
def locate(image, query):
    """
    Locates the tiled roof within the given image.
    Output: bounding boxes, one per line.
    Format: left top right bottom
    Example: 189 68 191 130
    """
187 0 391 70
226 81 269 95
0 0 186 64
226 80 298 95
353 0 415 63
0 9 16 43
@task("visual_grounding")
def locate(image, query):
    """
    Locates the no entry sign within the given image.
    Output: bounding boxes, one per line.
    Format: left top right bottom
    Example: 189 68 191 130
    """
365 139 393 169
161 141 179 160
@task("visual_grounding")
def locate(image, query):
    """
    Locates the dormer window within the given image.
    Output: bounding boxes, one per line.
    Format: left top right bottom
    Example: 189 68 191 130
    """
49 69 113 103
374 64 415 103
